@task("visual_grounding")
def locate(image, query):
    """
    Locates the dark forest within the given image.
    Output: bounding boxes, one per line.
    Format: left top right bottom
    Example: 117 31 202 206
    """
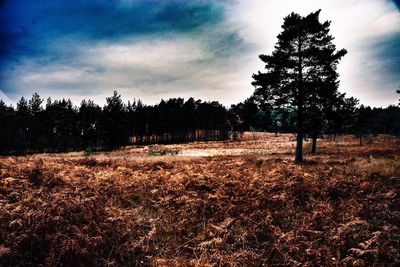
1 90 399 155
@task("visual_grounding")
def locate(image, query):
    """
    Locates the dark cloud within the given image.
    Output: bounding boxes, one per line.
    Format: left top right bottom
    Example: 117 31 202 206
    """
373 32 400 78
0 0 229 99
153 2 223 31
0 0 223 62
393 0 400 10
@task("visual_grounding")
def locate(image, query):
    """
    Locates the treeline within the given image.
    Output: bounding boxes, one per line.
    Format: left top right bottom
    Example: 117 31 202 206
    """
0 91 399 155
0 92 230 154
232 95 400 146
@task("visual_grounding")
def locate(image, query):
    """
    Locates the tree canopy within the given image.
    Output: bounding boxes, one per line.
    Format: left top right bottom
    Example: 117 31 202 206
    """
252 10 347 162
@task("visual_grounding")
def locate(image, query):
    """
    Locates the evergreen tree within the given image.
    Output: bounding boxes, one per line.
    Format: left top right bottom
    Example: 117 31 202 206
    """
15 97 30 153
28 92 43 114
0 101 17 154
354 105 372 146
333 96 359 135
101 91 128 148
230 98 272 131
252 10 346 162
44 98 79 151
79 99 102 148
28 93 44 152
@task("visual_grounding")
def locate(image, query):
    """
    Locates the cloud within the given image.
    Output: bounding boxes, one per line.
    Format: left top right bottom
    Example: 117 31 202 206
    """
0 0 223 62
338 31 400 106
0 89 13 105
0 0 399 107
393 0 400 10
0 0 253 105
0 30 252 105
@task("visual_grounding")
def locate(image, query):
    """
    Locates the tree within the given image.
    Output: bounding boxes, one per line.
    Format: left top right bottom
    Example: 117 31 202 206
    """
28 92 43 114
28 93 44 152
230 97 272 132
0 101 18 154
79 99 102 148
354 105 372 146
15 97 30 152
101 91 128 148
252 10 347 163
397 88 400 105
44 98 79 152
329 96 359 135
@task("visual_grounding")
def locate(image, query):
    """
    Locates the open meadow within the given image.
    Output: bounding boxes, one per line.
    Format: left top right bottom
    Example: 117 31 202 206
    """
1 133 400 266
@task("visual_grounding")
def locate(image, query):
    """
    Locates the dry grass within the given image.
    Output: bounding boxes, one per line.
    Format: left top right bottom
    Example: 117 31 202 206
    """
0 134 399 266
355 158 400 179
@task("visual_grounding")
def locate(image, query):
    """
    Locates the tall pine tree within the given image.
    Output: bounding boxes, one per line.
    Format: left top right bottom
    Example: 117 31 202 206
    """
252 10 346 163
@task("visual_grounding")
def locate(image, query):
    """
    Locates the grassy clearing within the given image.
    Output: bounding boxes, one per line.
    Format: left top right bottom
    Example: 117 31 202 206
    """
0 134 399 266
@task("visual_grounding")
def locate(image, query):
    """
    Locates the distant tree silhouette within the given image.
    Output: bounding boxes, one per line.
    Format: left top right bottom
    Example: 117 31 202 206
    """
183 98 198 140
101 91 129 148
230 98 271 131
382 105 400 136
27 93 45 152
252 10 347 163
397 88 400 105
306 93 358 154
15 97 30 153
79 100 102 148
328 96 359 136
0 100 18 153
28 93 43 114
45 98 79 151
353 105 373 146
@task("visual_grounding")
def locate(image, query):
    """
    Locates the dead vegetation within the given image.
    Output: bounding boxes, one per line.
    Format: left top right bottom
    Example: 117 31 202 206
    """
0 134 399 266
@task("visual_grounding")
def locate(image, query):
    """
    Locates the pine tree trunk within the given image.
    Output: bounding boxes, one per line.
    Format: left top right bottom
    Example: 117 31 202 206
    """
295 103 303 163
295 37 304 164
311 133 317 154
295 121 303 163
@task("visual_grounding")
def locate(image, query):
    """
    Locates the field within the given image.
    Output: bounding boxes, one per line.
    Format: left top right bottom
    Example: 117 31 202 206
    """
1 133 400 266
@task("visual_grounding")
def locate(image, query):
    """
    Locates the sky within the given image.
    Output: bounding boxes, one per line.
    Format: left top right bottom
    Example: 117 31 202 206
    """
0 0 399 107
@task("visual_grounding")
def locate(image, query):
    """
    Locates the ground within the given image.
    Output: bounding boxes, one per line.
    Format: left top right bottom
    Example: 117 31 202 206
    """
0 133 399 266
